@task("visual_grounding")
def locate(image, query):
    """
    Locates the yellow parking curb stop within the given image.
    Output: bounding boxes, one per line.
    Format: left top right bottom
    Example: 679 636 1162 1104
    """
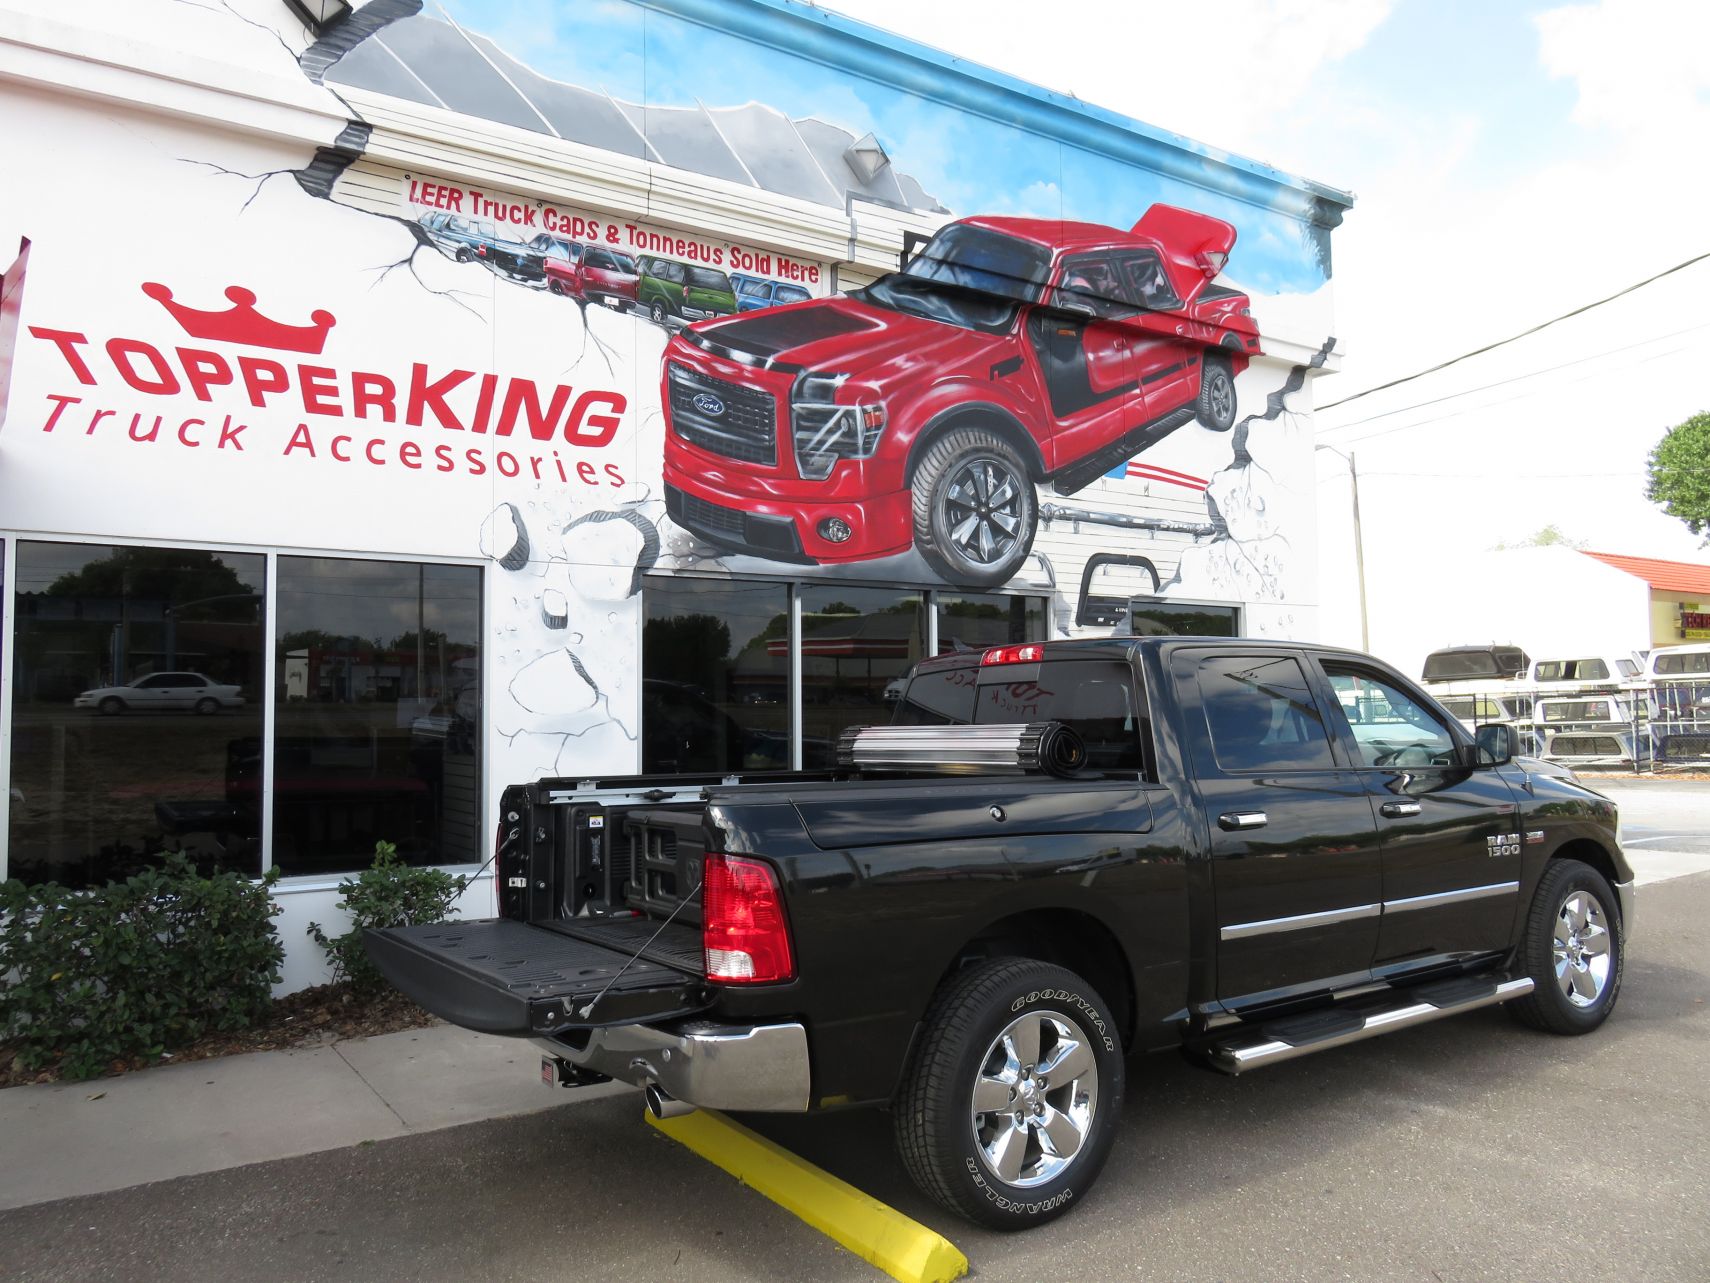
647 1108 968 1283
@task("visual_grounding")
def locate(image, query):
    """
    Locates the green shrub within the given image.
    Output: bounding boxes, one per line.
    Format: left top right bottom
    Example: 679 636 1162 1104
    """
308 841 470 991
0 855 285 1081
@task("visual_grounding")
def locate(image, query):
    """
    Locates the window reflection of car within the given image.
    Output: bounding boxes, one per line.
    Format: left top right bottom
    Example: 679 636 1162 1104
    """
730 273 813 313
74 672 244 715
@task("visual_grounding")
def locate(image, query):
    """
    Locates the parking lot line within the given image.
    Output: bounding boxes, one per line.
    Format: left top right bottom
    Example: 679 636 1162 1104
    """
647 1108 968 1283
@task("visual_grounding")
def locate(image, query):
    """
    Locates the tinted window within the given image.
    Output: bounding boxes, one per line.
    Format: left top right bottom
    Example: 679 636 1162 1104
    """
1051 254 1133 319
686 266 732 291
641 578 793 772
936 592 1046 652
974 659 1146 770
892 666 976 726
800 585 926 757
273 558 482 876
9 542 265 885
1197 654 1334 772
776 285 811 304
905 223 1051 303
583 247 615 271
1324 667 1456 767
1131 600 1240 636
1422 647 1529 680
736 278 772 299
612 252 637 273
1115 250 1181 310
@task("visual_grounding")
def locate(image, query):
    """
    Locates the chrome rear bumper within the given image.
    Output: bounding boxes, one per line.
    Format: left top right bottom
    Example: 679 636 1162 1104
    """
534 1019 810 1113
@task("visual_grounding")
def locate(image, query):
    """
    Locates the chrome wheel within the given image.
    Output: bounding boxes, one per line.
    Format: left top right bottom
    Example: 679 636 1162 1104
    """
969 1009 1098 1188
1553 889 1612 1007
941 458 1024 568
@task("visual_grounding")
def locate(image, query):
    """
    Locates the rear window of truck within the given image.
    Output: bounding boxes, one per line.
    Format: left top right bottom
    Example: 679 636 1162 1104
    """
893 659 1148 771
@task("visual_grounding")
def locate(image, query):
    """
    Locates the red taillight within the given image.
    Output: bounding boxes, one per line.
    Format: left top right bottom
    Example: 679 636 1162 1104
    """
702 854 794 984
980 643 1045 666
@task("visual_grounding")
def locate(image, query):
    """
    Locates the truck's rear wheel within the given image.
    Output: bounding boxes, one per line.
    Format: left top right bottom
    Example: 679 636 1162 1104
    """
911 428 1037 588
894 958 1123 1230
1196 353 1236 431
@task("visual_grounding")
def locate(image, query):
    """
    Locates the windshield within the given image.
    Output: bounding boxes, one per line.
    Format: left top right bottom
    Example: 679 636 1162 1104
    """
860 273 1022 333
859 224 1051 334
907 224 1051 300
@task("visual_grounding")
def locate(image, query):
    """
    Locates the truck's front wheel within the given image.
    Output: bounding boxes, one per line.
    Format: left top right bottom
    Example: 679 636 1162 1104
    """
894 958 1124 1230
911 429 1037 588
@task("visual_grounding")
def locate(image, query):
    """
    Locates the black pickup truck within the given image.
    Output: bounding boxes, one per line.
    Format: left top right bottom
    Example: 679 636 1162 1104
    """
367 637 1633 1229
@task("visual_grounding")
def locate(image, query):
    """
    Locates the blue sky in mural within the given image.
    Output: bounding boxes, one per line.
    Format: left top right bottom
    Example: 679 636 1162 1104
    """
434 0 1330 294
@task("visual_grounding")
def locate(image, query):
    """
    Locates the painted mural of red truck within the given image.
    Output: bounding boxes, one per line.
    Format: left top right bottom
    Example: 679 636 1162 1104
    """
660 203 1261 587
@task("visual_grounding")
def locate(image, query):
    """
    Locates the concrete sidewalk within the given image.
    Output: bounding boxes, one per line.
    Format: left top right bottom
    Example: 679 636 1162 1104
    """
0 1024 628 1211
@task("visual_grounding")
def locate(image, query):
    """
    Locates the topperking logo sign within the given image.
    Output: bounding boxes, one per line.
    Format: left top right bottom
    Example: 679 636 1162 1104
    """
22 279 633 489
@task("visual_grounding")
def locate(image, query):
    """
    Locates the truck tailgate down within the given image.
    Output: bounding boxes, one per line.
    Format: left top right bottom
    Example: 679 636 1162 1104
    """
365 919 711 1036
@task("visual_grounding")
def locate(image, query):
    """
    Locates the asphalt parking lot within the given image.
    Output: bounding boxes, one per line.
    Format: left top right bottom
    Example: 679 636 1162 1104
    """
3 785 1706 1283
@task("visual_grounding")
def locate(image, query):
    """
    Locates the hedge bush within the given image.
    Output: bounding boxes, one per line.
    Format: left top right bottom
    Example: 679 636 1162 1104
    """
308 842 470 991
0 855 284 1081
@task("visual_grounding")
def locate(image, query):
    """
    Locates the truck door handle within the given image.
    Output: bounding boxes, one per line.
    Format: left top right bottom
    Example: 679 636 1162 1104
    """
1380 802 1422 818
1218 811 1268 831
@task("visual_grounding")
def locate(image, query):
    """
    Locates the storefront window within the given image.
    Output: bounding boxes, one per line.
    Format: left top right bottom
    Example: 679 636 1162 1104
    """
800 584 926 753
7 542 265 886
272 557 481 876
642 577 792 773
1130 599 1241 637
937 592 1045 652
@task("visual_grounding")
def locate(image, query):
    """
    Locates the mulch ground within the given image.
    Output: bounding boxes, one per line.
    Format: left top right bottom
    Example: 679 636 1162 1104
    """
0 983 441 1089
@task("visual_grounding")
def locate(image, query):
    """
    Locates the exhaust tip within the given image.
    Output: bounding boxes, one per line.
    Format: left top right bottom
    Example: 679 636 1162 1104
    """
644 1081 694 1120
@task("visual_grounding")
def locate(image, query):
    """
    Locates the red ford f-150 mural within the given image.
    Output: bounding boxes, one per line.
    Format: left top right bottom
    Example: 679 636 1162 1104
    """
660 204 1261 587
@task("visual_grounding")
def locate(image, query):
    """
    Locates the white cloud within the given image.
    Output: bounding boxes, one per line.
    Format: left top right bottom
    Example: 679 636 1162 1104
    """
1534 0 1710 134
821 0 1393 169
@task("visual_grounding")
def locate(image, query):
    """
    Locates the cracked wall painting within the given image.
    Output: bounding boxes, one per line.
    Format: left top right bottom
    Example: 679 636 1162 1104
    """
0 0 1337 802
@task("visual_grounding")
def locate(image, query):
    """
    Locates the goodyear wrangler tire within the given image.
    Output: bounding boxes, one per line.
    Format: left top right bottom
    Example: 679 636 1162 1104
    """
1195 353 1236 431
911 428 1037 588
894 958 1124 1230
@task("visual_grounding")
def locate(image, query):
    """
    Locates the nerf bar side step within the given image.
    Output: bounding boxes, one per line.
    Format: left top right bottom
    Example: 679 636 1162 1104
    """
1207 976 1534 1074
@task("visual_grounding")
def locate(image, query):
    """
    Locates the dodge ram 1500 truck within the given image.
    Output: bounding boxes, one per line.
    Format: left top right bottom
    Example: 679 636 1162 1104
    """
367 638 1633 1229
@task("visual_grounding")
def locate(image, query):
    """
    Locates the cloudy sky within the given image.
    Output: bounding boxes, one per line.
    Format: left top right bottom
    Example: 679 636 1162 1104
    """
821 0 1710 651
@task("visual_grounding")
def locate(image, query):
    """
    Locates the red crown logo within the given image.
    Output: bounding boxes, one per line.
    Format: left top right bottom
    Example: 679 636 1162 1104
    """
141 282 336 355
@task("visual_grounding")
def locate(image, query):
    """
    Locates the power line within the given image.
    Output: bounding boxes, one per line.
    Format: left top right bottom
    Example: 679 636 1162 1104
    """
1317 249 1710 413
1319 318 1710 437
1324 342 1690 449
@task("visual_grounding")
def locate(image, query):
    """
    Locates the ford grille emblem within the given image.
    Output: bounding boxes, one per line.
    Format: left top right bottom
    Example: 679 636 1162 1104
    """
692 392 726 417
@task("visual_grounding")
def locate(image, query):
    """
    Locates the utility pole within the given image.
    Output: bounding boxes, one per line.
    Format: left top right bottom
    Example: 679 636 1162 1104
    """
1317 444 1369 651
